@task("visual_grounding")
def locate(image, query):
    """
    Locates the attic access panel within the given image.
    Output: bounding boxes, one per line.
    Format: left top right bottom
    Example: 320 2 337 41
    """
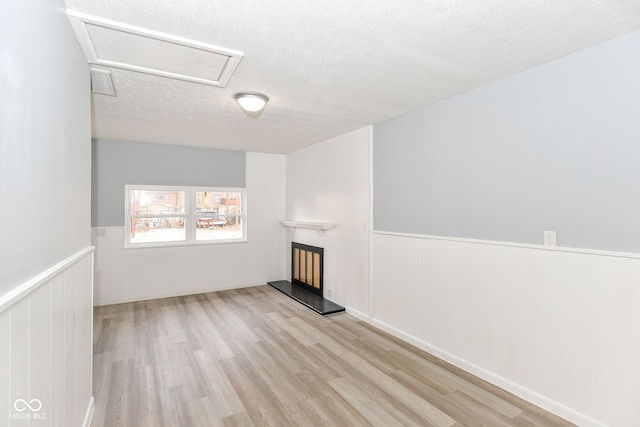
67 10 243 87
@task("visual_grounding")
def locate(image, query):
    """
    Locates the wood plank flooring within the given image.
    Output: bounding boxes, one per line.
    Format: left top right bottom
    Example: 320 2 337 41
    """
92 285 575 427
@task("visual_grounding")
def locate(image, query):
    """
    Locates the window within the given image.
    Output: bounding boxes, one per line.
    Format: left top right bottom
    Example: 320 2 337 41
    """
125 185 246 247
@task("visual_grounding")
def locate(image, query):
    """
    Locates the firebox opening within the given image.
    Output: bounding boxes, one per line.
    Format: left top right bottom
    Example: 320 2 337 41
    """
291 242 323 296
268 241 343 315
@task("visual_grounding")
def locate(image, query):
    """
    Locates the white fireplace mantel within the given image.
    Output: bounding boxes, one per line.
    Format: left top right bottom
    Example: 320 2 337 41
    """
279 220 335 236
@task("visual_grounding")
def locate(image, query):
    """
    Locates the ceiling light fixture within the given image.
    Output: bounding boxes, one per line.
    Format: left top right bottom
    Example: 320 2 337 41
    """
234 93 269 116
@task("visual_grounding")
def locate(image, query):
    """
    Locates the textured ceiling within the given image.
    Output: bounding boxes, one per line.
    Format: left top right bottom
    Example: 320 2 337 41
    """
64 0 640 154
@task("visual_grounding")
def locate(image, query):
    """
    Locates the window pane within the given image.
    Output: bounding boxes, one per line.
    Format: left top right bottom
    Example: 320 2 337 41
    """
130 189 185 243
196 191 242 241
130 216 186 243
130 189 184 216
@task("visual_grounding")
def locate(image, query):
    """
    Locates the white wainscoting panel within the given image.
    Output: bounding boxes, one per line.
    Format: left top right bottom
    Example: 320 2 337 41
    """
371 234 430 338
0 247 94 427
371 232 640 427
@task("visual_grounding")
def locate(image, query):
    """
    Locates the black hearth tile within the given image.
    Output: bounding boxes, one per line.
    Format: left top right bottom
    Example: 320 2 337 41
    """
267 280 345 316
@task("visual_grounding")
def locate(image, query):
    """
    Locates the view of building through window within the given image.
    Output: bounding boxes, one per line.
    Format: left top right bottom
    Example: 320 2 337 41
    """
195 191 242 241
127 187 244 245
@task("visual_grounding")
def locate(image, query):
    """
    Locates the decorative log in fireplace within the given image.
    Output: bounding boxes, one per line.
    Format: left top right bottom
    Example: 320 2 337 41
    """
291 242 323 296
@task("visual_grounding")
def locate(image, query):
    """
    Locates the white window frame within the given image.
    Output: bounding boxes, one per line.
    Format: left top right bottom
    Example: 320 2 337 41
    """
125 184 247 248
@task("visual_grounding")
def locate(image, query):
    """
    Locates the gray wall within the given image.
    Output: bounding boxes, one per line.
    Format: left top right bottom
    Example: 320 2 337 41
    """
92 139 246 226
0 0 91 295
374 29 640 253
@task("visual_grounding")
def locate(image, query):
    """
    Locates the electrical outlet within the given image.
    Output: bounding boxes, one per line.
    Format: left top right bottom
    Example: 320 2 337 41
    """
544 231 556 247
327 288 332 298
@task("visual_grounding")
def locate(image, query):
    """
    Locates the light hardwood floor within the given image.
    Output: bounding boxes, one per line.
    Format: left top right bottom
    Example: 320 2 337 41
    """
92 285 575 427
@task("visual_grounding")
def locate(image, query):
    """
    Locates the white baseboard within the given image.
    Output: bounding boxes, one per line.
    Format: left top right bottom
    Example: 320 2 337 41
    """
345 306 371 322
83 396 95 427
367 317 606 427
93 282 268 306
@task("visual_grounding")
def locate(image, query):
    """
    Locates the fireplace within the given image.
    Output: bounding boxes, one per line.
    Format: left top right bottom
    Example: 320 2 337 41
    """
267 241 343 315
291 242 323 296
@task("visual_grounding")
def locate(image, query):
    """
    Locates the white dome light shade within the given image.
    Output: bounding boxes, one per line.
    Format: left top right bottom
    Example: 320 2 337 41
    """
234 93 268 113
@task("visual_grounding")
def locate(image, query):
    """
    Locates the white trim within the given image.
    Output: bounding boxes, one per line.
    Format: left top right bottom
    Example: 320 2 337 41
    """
122 238 249 250
366 316 607 427
368 127 374 319
93 282 264 306
372 229 640 260
66 10 243 87
124 185 247 248
345 306 371 322
83 397 95 427
0 246 95 313
186 188 196 242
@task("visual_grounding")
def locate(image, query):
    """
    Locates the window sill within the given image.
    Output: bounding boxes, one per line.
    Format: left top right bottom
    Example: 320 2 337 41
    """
123 238 249 249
